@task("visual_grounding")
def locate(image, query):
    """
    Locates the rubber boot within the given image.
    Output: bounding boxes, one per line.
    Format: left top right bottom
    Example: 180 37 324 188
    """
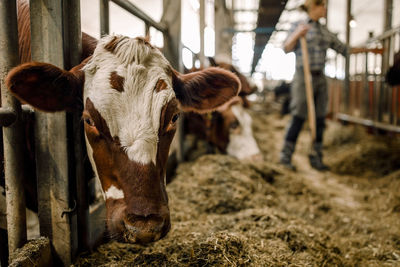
309 142 329 171
279 141 296 171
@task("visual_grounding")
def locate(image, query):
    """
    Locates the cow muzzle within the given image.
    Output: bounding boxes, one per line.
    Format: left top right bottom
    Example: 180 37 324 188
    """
123 212 170 243
106 199 170 244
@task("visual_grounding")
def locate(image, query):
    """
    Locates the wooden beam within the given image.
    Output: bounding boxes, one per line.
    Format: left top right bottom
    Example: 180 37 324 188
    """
0 0 27 259
30 0 77 265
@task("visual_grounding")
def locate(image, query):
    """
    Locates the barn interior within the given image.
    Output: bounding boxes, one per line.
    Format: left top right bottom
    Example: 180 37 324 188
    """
0 0 400 266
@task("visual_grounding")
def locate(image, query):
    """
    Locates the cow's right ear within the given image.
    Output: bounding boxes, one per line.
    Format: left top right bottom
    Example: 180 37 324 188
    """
5 61 85 112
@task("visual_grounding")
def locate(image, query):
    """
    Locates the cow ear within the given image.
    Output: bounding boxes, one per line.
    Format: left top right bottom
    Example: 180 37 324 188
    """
172 67 240 113
5 61 85 112
208 57 217 67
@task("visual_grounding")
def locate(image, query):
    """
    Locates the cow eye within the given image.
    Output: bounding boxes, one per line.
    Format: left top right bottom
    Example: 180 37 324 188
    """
84 117 95 127
171 113 180 123
230 120 239 129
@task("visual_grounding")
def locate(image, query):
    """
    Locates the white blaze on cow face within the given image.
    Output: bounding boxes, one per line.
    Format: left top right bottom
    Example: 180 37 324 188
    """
226 104 261 160
105 185 125 199
83 36 176 168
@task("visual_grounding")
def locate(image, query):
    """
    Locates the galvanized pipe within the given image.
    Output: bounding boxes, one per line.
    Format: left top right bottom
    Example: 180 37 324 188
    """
111 0 167 33
0 0 27 257
63 0 89 254
100 0 110 36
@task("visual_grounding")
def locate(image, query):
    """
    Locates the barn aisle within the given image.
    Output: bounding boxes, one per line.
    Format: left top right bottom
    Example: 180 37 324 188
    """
74 97 400 266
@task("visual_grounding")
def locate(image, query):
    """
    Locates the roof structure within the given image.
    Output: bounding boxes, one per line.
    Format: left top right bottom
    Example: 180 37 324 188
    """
251 0 288 73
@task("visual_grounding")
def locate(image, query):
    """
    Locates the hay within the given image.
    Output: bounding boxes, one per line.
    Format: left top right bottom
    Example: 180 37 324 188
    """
74 102 400 266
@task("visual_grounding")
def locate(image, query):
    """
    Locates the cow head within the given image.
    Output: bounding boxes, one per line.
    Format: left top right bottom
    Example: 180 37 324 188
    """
6 35 240 244
209 97 261 160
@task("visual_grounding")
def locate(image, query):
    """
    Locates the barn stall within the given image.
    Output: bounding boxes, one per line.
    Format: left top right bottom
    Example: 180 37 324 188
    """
0 0 399 266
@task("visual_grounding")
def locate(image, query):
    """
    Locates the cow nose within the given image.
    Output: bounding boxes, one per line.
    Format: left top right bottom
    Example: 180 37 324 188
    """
123 214 170 244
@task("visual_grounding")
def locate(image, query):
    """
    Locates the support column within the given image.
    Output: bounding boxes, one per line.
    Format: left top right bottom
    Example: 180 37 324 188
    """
30 0 75 265
0 0 27 259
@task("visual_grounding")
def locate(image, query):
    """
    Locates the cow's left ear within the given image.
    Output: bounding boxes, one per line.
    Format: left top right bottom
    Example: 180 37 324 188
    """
6 61 85 112
172 67 241 113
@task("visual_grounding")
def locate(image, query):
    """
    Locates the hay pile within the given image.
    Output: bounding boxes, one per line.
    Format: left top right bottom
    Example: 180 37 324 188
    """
74 102 400 266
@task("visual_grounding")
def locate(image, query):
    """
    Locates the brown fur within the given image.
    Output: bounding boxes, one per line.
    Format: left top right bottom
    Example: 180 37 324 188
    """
84 98 174 243
135 36 154 49
17 0 98 64
155 80 168 92
104 36 128 53
171 67 240 112
110 71 125 92
209 59 256 108
6 62 84 112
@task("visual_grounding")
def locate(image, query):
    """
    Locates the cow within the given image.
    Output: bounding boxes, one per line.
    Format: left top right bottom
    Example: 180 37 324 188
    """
208 57 257 108
184 96 261 161
5 33 240 245
183 63 261 161
386 51 400 86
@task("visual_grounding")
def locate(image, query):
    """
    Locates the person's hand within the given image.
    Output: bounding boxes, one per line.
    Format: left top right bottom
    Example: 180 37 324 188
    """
295 24 311 38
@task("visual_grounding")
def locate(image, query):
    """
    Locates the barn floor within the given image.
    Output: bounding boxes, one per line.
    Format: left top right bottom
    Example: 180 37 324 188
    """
74 97 400 266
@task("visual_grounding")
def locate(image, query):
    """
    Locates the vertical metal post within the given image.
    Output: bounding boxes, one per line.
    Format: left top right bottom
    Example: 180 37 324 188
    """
0 0 27 258
30 0 74 265
344 0 352 114
381 0 393 122
199 0 205 66
145 23 150 38
100 0 110 36
63 0 89 256
363 51 369 117
162 0 183 161
214 0 234 59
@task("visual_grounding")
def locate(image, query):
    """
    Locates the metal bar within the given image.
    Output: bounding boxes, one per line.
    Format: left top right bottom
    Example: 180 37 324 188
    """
111 0 167 33
363 52 369 118
344 0 352 114
0 0 27 257
367 26 400 43
337 113 400 133
100 0 109 36
30 0 74 265
199 0 205 67
63 0 89 257
145 23 150 38
223 27 276 34
161 0 183 161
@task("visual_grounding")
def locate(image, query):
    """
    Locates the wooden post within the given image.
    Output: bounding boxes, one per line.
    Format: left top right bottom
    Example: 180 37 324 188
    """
0 0 27 258
30 0 76 265
300 37 317 142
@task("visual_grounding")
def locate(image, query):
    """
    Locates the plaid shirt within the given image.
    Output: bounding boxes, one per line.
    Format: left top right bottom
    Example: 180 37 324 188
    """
286 18 348 71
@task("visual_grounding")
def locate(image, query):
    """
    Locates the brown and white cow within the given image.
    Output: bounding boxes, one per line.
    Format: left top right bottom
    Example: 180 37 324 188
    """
6 35 240 244
184 63 261 161
184 95 261 161
208 57 257 108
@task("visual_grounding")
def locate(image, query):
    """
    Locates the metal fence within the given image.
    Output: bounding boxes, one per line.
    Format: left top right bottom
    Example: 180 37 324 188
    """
328 26 400 133
0 0 181 266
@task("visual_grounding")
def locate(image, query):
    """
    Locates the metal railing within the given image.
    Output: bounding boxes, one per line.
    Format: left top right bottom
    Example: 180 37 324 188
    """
327 26 400 133
0 1 183 265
